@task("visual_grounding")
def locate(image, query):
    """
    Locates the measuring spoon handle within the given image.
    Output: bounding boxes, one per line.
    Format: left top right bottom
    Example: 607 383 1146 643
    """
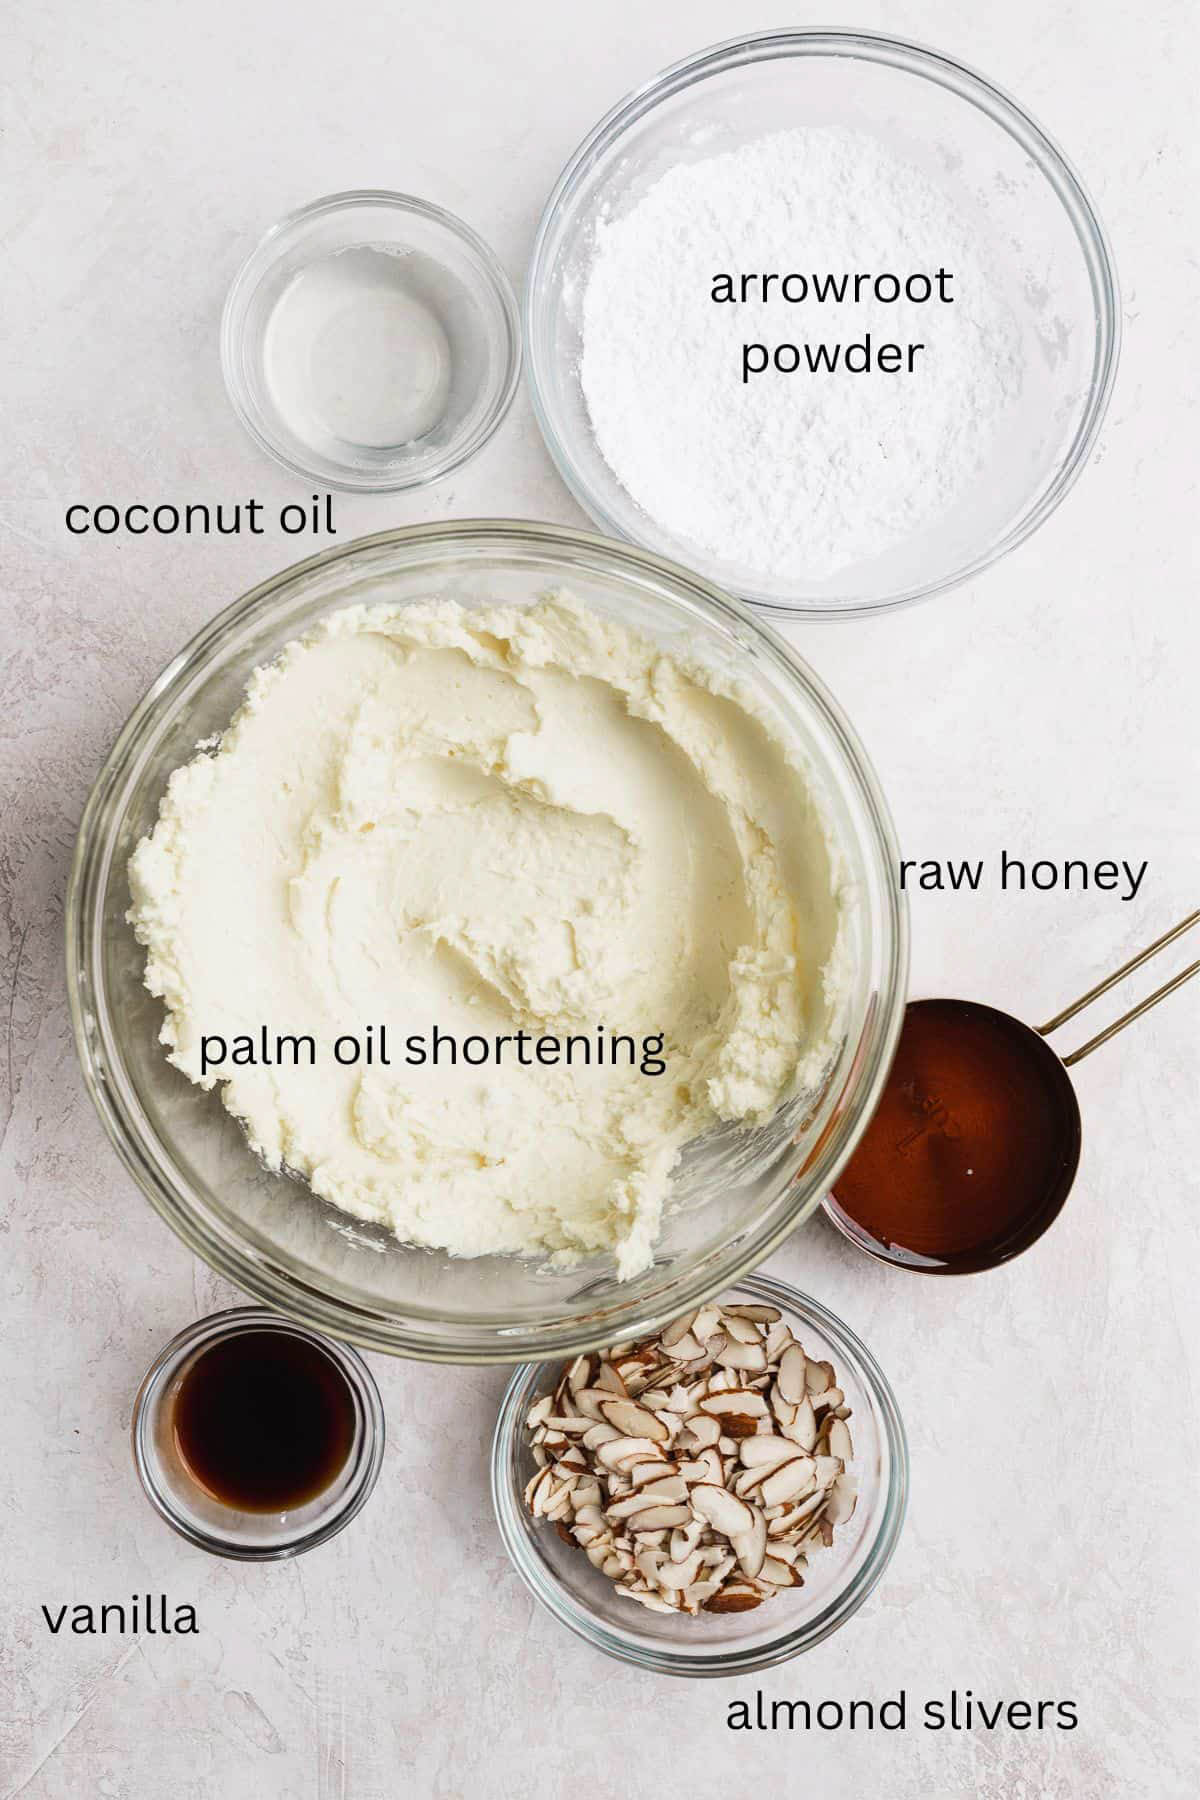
1036 910 1200 1066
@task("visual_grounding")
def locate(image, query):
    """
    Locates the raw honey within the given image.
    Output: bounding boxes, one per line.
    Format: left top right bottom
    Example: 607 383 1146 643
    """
829 999 1081 1272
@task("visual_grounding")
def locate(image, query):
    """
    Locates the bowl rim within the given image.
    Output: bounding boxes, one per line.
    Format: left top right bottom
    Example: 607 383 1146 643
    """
490 1271 910 1674
65 519 908 1363
524 26 1121 620
220 187 522 493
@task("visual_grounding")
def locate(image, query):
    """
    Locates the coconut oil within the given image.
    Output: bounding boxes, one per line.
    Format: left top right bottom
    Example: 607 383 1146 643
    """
263 245 452 453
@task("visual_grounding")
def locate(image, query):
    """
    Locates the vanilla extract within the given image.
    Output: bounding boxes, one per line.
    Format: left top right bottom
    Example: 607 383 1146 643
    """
171 1329 356 1513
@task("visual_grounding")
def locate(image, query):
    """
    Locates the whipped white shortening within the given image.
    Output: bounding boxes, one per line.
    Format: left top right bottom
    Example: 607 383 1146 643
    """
128 595 848 1278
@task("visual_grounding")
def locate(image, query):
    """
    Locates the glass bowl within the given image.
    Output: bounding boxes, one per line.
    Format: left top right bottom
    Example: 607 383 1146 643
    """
67 521 907 1363
491 1274 908 1673
131 1307 385 1559
526 29 1120 618
221 191 521 492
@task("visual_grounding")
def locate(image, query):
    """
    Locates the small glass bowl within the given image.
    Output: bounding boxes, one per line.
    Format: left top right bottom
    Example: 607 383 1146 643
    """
526 29 1120 618
131 1307 385 1559
491 1274 908 1674
221 191 521 492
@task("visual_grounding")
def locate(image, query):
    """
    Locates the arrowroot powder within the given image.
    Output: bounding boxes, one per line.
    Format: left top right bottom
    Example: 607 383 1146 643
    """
579 127 1024 583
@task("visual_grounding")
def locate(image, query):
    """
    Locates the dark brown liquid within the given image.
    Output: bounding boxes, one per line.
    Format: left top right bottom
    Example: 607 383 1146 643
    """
171 1330 356 1512
829 999 1081 1273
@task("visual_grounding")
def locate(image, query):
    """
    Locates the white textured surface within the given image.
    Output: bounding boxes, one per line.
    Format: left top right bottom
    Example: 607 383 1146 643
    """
1 1 1197 1796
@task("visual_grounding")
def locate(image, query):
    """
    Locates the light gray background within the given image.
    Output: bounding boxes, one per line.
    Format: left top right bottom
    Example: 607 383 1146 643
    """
2 1 1197 1795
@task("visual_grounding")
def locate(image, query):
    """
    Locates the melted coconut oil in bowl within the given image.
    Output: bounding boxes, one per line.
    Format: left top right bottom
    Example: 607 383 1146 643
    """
263 246 454 455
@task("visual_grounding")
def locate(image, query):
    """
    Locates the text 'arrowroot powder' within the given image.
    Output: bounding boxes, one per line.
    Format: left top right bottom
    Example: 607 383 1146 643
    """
579 127 1024 583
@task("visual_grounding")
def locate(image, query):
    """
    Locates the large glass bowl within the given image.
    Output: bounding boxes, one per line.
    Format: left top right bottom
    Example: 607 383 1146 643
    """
66 522 907 1362
526 29 1120 618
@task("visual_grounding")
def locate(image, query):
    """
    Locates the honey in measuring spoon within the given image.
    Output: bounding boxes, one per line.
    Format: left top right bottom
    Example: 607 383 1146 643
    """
828 913 1199 1274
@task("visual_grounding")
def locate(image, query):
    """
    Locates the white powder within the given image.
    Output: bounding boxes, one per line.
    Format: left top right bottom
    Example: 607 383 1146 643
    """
580 128 1024 583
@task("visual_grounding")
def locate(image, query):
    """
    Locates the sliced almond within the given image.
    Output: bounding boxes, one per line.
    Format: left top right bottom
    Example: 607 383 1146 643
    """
638 1389 670 1412
826 1418 854 1463
776 1343 809 1405
595 1435 662 1471
627 1457 674 1487
731 1507 767 1579
670 1518 705 1563
634 1474 688 1504
635 1546 666 1584
806 1359 835 1398
677 1445 724 1486
572 1387 617 1422
739 1434 804 1470
813 1455 843 1490
690 1483 754 1537
699 1390 768 1423
704 1583 763 1613
825 1474 858 1525
606 1491 672 1521
715 1340 768 1374
599 1398 670 1442
524 1465 552 1509
660 1310 698 1348
691 1304 723 1343
628 1504 692 1531
682 1414 721 1450
655 1550 706 1590
759 1555 796 1587
581 1422 621 1450
769 1486 828 1534
759 1457 818 1508
782 1394 817 1453
680 1579 720 1612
